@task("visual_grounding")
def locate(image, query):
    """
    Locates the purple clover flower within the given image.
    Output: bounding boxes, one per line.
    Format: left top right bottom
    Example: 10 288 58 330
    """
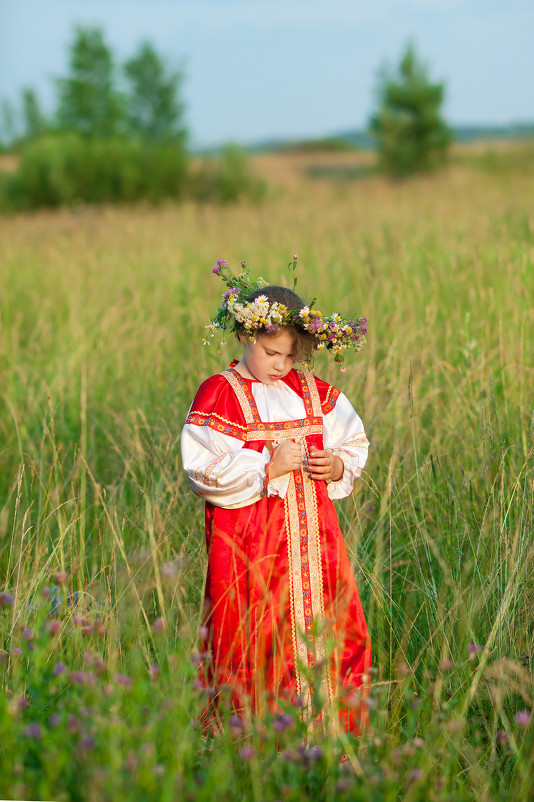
53 662 66 677
515 710 532 727
114 673 133 687
23 723 42 739
273 712 293 732
212 258 228 276
80 735 96 751
0 593 15 607
409 768 423 781
309 319 322 333
468 643 483 657
239 745 255 760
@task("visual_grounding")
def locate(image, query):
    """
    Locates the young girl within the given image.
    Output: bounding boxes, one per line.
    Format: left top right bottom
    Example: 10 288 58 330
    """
181 260 371 734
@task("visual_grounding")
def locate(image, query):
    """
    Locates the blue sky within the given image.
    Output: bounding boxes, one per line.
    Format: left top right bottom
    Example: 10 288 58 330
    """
1 0 533 147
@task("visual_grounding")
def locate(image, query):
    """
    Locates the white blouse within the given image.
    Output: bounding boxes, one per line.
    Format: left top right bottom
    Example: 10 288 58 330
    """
181 378 369 509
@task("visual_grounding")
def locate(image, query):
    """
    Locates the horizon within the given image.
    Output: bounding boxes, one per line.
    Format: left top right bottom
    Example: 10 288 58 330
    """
1 0 533 149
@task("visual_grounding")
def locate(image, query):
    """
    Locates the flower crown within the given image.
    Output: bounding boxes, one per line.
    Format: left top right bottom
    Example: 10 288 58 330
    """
204 257 368 367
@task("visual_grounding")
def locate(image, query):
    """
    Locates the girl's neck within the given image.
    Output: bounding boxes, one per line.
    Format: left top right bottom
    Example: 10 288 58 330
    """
233 359 255 380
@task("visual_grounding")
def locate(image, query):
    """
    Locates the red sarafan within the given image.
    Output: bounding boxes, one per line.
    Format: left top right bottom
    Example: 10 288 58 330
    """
182 359 371 734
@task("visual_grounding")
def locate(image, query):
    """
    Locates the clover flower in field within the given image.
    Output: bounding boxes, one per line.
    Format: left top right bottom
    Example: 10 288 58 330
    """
23 722 43 739
281 748 296 762
49 714 61 727
53 662 66 677
515 710 532 727
80 735 96 751
228 714 245 731
273 712 293 732
409 769 424 782
0 592 15 606
239 745 255 760
114 673 133 687
149 664 161 679
308 745 323 761
468 643 483 659
198 625 209 641
45 619 61 637
497 730 509 743
152 617 165 633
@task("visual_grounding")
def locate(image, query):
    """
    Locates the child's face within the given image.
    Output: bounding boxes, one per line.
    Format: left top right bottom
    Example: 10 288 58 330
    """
242 328 297 385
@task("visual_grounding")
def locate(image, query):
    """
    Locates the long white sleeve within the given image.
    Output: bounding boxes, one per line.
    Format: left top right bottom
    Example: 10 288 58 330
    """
181 423 273 508
322 392 370 500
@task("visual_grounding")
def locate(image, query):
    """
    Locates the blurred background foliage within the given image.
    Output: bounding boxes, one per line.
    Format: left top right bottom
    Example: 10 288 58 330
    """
0 26 265 209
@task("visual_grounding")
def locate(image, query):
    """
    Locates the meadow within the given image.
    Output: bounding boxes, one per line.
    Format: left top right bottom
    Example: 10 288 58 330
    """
0 146 533 801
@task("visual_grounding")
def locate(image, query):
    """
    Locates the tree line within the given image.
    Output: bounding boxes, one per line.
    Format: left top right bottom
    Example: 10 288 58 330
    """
0 29 451 210
1 28 186 146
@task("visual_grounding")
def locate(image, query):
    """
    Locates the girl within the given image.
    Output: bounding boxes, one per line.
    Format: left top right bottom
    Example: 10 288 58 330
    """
181 260 371 734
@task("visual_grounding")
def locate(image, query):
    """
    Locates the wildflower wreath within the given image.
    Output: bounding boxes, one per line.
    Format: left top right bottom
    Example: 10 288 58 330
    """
204 257 368 366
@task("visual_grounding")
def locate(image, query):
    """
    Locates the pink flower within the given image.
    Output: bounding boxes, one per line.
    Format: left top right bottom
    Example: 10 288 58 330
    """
211 258 228 276
515 710 532 727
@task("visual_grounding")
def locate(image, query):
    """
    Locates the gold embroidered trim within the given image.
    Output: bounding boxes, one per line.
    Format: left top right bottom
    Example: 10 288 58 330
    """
302 458 332 709
303 371 323 417
322 385 341 414
342 433 370 449
222 370 255 424
198 411 247 431
246 423 323 442
202 453 227 487
285 471 312 717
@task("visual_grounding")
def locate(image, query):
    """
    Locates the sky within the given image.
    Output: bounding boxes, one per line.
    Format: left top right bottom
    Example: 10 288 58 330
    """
1 0 533 148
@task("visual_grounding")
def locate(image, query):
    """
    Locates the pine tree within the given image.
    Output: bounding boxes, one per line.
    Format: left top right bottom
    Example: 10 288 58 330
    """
370 43 451 177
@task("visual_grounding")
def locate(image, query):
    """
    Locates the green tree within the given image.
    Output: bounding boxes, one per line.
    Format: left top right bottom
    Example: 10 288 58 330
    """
21 88 47 140
124 42 186 143
56 26 124 137
370 43 451 177
0 100 19 148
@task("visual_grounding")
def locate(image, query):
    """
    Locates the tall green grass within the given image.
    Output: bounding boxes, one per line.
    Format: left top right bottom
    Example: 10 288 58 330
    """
0 162 533 800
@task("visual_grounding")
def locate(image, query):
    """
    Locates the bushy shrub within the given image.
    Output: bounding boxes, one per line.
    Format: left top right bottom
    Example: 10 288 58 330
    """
0 133 188 210
190 143 267 204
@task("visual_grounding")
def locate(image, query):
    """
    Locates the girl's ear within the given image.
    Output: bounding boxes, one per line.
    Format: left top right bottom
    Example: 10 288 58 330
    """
237 331 245 344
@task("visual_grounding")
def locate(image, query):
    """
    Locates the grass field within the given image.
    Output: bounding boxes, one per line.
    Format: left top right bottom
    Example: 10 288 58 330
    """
0 148 533 800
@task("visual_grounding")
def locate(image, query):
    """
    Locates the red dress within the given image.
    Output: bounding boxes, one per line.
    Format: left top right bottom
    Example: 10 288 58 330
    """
182 365 371 733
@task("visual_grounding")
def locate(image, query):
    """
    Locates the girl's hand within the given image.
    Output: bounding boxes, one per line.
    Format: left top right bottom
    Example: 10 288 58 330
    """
308 446 344 483
267 440 302 480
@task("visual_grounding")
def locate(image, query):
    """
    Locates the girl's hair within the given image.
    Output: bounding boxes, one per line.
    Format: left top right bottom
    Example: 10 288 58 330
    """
239 285 316 363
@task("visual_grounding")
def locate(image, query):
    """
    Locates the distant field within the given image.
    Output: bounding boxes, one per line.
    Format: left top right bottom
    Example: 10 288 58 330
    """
0 152 533 800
